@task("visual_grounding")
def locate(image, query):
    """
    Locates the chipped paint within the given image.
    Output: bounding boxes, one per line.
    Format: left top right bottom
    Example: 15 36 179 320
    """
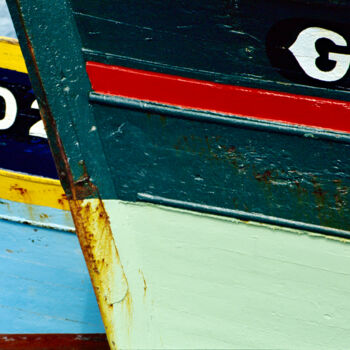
0 168 73 230
0 169 69 210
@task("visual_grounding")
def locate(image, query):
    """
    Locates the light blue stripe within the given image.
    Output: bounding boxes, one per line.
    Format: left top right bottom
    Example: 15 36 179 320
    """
0 198 74 231
0 219 105 333
0 1 16 38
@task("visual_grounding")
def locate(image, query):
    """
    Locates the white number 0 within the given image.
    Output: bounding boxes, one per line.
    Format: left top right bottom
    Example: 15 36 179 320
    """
0 87 17 130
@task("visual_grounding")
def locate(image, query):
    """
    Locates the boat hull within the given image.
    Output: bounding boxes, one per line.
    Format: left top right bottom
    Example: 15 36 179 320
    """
0 35 107 347
7 0 350 348
74 199 350 349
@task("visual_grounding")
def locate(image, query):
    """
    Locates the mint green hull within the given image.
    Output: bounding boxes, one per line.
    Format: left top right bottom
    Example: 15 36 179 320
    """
96 200 350 349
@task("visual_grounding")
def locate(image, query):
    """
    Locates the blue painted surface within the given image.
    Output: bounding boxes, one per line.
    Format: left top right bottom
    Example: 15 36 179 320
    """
0 198 74 231
0 219 105 333
0 0 16 38
0 3 102 334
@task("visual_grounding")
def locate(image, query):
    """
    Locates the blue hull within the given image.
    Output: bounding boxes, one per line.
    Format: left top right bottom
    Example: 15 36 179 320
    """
0 219 104 333
0 9 104 337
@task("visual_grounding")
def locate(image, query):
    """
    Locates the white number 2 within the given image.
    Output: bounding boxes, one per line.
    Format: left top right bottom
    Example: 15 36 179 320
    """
29 100 47 139
0 87 47 139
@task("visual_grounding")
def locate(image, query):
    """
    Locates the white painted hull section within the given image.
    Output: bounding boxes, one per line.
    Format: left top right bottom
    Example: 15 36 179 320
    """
97 200 350 349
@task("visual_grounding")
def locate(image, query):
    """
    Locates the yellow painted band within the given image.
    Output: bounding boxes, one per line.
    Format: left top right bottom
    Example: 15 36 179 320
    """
0 37 27 74
0 169 69 210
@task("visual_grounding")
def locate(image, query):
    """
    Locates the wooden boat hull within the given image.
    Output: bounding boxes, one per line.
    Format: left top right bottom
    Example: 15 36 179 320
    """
7 0 350 348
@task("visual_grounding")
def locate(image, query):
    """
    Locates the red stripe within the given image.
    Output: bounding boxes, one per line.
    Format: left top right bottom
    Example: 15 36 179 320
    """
0 334 109 350
86 61 350 134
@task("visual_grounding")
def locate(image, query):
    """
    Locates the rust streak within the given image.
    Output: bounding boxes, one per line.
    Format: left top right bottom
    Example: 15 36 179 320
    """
69 187 131 350
57 193 68 209
139 269 148 298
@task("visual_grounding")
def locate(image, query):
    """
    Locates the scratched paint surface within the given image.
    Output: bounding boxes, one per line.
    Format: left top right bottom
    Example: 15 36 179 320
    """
72 0 350 100
95 105 350 233
6 0 350 228
9 0 350 233
0 169 73 230
0 219 105 333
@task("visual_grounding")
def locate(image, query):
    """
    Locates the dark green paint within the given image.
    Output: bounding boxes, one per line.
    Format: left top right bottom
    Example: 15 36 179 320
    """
73 0 350 100
6 0 350 234
92 99 350 232
6 0 115 198
90 93 350 143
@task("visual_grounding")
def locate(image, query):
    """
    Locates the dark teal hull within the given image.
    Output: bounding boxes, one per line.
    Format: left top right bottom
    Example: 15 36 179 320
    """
8 0 350 235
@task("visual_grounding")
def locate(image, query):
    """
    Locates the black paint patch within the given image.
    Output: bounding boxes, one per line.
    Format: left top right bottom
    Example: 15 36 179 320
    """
73 0 350 101
266 19 350 89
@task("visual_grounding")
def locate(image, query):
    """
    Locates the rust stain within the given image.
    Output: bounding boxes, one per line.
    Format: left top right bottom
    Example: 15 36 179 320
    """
333 179 348 213
69 192 131 350
294 180 307 193
121 289 133 338
39 213 49 219
254 170 272 184
10 184 28 196
73 162 98 199
57 193 68 208
21 38 126 348
293 180 308 207
139 269 148 298
311 176 327 210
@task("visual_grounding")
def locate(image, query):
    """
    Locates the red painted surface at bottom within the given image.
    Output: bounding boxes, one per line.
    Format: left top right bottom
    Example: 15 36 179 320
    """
87 61 350 134
0 334 109 350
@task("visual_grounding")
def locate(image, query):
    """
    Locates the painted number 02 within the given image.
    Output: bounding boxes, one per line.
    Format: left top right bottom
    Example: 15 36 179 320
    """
0 86 47 138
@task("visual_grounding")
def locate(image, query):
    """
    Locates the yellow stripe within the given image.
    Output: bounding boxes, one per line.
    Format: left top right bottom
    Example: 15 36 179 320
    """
0 169 69 210
0 37 27 74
